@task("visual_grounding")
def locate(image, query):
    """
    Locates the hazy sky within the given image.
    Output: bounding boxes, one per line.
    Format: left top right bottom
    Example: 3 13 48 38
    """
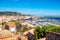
0 0 60 16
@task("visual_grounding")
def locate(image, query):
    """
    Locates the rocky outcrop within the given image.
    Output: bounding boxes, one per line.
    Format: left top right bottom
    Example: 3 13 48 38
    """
46 32 60 40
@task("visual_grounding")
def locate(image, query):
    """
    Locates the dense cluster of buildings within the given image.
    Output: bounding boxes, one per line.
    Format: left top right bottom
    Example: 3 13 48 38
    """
0 15 60 40
0 15 60 32
0 15 39 40
0 15 38 32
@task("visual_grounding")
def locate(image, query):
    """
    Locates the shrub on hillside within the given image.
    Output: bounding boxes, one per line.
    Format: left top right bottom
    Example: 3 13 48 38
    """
34 30 38 40
44 25 60 33
2 21 6 25
34 25 60 39
34 26 46 38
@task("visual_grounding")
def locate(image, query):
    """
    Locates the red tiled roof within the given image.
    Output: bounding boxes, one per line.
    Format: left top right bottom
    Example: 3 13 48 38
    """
6 22 15 27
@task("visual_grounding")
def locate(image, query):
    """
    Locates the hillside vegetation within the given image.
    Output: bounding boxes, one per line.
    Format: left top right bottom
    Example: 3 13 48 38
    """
0 11 30 16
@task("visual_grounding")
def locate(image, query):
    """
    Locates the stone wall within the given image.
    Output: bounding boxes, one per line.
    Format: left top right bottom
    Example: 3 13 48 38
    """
46 32 60 40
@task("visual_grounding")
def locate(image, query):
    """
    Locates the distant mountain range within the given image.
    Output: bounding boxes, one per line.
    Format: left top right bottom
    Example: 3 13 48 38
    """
0 11 31 16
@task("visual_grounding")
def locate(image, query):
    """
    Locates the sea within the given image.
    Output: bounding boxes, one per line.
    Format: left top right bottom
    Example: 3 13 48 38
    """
49 17 60 21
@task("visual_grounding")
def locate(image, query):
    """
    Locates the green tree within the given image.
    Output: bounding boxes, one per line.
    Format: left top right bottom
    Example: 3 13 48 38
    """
34 30 38 40
34 26 42 38
10 20 19 25
2 21 6 25
34 26 47 38
20 24 29 32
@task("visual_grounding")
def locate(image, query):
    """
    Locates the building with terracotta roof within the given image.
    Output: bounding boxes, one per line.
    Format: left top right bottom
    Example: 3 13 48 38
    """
6 22 15 27
5 22 16 33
